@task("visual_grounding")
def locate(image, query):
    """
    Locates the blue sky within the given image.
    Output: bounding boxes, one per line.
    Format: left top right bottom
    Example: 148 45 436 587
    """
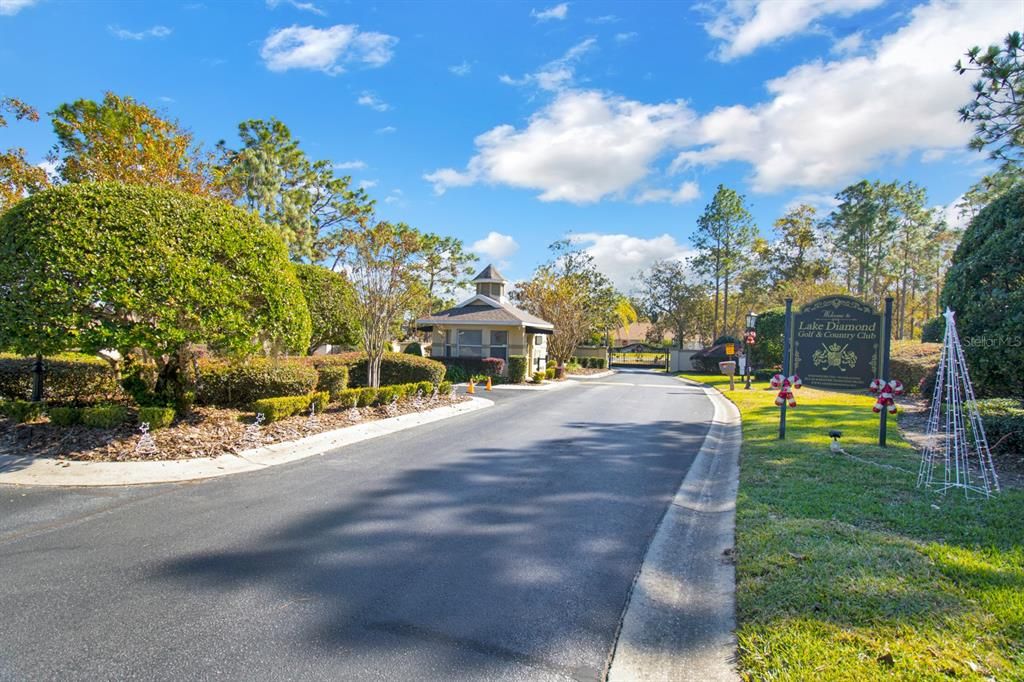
1 0 1019 289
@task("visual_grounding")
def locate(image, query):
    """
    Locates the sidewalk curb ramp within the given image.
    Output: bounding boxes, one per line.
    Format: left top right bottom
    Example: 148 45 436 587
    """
607 378 741 681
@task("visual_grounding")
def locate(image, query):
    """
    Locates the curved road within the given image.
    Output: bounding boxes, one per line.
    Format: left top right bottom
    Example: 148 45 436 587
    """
0 369 714 681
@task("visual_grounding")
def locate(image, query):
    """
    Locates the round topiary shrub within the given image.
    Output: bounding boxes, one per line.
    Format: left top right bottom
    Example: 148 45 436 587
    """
942 185 1024 396
0 183 312 401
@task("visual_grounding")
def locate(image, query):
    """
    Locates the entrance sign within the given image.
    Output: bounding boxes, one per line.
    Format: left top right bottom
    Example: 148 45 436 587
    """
791 296 882 390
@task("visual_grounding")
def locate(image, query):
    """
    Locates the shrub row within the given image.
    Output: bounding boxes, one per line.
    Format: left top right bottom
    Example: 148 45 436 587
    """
139 406 176 430
0 399 44 423
315 352 446 388
439 356 505 383
251 391 329 424
0 353 124 404
333 381 443 409
533 371 545 383
570 357 608 369
197 358 319 407
889 341 942 396
976 399 1024 455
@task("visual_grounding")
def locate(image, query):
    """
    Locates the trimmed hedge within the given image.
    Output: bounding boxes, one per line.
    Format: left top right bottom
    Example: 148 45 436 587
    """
545 368 556 380
316 365 349 401
481 357 505 376
507 356 528 383
197 358 318 407
251 394 312 424
313 352 445 387
439 381 453 395
889 341 942 396
976 399 1024 455
0 353 123 404
357 387 378 407
310 390 329 414
139 406 175 430
48 406 82 426
533 371 545 383
82 404 127 428
335 388 360 408
0 399 44 423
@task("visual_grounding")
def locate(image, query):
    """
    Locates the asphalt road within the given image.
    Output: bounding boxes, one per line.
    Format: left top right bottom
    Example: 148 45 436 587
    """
0 369 714 681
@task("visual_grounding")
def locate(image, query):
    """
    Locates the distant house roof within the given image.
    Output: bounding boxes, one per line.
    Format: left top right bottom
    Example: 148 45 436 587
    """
416 294 553 330
472 264 506 283
613 321 674 345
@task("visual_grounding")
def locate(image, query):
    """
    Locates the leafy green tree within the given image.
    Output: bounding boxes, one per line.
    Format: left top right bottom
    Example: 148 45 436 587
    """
217 118 374 262
634 259 714 347
956 31 1023 164
293 263 361 355
51 92 214 194
942 184 1024 396
420 234 475 313
0 183 311 402
825 180 893 302
0 97 49 213
958 162 1024 220
334 220 429 388
772 204 830 283
691 185 757 339
513 241 619 370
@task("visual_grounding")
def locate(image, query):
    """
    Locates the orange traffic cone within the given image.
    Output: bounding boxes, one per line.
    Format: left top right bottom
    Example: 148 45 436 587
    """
485 376 492 391
467 379 475 394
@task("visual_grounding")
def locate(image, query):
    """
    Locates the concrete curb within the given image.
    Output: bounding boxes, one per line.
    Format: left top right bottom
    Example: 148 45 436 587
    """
607 378 741 682
0 397 494 488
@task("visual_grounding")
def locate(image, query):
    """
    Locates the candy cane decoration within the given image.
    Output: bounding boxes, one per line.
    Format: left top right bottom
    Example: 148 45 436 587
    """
770 373 802 407
869 378 903 414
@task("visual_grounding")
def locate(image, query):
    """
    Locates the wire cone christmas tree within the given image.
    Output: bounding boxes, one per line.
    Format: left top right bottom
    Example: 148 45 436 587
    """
917 308 1000 498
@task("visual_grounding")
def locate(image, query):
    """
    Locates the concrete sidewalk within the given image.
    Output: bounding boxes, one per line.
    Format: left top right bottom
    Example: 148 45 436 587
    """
0 397 493 488
607 377 741 681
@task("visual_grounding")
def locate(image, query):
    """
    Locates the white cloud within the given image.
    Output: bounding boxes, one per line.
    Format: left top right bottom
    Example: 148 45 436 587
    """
334 160 366 170
783 192 841 214
109 25 172 40
499 38 596 92
358 179 378 189
676 0 1018 192
357 91 390 111
449 61 472 76
531 3 568 21
831 31 864 55
703 0 883 61
425 89 696 203
586 14 619 24
921 148 947 163
471 232 520 261
375 125 397 134
260 24 398 75
383 189 404 204
634 181 700 205
0 0 37 15
36 160 58 182
938 196 970 231
570 232 695 290
266 0 326 15
614 32 638 43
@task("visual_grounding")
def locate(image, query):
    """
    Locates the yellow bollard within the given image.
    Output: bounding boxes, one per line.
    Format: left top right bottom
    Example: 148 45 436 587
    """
485 376 492 391
467 379 475 394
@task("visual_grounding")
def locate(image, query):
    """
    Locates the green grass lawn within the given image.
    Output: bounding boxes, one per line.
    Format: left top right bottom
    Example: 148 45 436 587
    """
678 373 1024 681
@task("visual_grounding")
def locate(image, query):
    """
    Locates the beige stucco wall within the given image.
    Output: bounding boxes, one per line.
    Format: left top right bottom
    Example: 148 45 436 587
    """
428 325 548 375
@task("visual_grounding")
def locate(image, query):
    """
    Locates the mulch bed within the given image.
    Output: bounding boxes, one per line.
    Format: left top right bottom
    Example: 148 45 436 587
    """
567 367 611 376
0 394 469 463
898 396 1024 490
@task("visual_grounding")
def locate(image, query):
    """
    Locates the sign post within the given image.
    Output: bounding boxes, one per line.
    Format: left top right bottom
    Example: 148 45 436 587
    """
779 298 793 440
879 297 894 447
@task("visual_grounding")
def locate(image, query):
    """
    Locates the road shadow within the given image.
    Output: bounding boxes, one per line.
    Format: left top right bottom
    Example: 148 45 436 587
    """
153 417 714 678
